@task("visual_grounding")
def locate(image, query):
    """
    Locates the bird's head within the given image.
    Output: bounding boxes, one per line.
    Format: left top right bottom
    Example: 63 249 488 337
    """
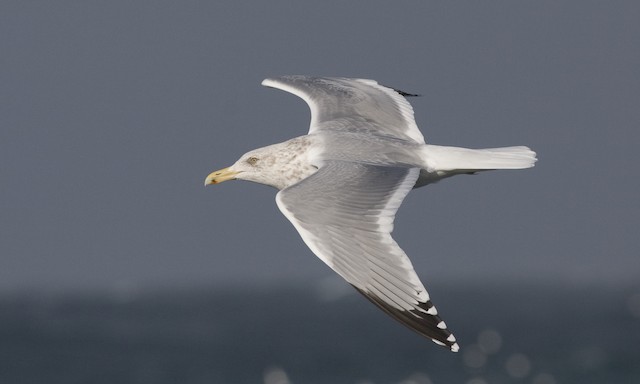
205 139 317 190
205 147 271 184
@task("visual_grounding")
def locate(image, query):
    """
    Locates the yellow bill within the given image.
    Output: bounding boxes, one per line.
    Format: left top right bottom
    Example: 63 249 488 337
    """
204 167 239 186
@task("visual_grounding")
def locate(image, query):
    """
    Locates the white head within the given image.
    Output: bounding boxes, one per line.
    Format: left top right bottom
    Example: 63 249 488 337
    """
205 138 318 190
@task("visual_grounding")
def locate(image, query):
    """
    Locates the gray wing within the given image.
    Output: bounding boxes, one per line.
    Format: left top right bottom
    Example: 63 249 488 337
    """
276 161 458 351
262 76 426 144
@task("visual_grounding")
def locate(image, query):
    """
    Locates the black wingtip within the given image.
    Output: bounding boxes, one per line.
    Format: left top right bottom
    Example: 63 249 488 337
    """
379 82 421 97
351 285 459 352
393 88 421 97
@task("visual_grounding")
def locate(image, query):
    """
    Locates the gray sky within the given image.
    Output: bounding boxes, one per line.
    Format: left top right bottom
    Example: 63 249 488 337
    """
1 1 638 292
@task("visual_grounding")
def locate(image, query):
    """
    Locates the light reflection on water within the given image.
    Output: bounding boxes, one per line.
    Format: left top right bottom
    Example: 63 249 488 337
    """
264 366 292 384
0 282 638 384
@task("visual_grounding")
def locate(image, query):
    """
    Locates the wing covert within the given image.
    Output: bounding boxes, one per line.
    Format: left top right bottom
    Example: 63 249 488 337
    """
275 161 458 351
262 76 426 144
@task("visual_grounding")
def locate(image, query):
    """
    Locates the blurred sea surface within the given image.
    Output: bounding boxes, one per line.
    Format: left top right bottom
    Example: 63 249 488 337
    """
1 281 639 384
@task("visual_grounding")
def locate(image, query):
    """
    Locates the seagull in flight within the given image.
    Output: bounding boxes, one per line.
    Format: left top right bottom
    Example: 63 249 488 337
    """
205 76 537 352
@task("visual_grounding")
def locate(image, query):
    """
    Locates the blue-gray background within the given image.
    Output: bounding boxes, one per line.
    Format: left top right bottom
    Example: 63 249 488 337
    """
1 1 639 383
3 0 639 292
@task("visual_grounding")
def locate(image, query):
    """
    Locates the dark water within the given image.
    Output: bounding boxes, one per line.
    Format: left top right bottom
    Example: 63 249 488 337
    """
1 282 639 384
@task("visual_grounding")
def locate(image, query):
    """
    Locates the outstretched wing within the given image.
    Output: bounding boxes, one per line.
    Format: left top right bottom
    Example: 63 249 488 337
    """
276 161 458 351
262 76 426 144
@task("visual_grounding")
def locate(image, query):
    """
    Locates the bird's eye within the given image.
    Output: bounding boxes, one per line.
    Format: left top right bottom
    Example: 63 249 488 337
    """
247 156 259 165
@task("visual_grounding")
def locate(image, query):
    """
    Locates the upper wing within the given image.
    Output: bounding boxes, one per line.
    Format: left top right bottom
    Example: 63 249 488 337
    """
276 161 458 351
262 76 426 144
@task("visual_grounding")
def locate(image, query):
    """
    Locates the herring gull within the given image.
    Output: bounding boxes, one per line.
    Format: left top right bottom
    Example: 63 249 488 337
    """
205 76 537 352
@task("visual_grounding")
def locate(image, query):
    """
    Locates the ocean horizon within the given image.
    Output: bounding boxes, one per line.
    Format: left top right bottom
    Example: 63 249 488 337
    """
1 281 638 384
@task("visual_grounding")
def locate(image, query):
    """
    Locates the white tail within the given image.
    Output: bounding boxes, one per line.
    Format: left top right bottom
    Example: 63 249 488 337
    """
423 144 537 172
